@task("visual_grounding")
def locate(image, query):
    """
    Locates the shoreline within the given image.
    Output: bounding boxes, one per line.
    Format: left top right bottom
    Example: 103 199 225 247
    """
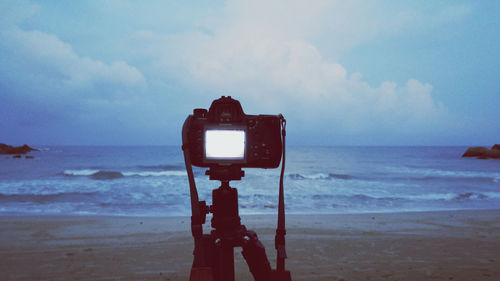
1 209 500 280
2 207 500 217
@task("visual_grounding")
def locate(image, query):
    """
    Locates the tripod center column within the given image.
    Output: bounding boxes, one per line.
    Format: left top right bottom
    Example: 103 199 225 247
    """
211 181 241 230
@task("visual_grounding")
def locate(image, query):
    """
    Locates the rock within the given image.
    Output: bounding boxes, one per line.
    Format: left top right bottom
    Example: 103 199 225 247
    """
462 147 489 157
485 150 500 159
0 143 39 155
13 154 22 159
462 145 500 159
25 155 35 159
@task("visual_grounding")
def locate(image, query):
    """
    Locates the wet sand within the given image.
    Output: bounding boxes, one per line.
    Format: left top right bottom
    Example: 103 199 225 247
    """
1 210 500 281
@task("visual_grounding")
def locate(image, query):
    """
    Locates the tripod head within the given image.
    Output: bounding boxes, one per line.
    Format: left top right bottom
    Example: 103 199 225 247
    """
205 165 245 181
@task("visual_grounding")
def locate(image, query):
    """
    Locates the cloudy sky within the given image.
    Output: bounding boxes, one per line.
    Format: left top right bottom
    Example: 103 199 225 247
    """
1 0 498 145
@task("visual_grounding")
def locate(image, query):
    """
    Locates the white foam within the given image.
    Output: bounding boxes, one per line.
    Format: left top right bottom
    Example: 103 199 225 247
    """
405 193 457 200
484 192 500 199
63 169 186 177
398 167 500 180
289 173 334 180
122 171 186 177
64 169 99 176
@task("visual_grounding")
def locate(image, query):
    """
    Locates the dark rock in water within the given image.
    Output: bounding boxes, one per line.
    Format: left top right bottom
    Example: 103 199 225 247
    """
13 154 22 159
288 173 305 180
455 192 487 200
25 155 35 159
456 192 474 200
90 171 124 180
328 173 352 180
0 143 39 155
462 147 489 157
462 146 500 159
487 150 500 159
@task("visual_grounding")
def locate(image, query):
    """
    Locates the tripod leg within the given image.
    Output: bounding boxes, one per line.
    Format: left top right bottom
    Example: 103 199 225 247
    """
190 234 216 281
218 240 235 281
241 230 271 281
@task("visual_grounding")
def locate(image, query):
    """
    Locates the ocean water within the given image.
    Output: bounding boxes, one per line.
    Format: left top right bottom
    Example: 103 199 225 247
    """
0 146 499 216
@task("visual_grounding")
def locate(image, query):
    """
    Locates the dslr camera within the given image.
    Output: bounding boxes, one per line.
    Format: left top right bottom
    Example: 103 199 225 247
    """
183 96 283 169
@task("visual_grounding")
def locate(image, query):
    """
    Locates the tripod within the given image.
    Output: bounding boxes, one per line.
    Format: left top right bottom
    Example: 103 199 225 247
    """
188 166 291 281
191 171 266 280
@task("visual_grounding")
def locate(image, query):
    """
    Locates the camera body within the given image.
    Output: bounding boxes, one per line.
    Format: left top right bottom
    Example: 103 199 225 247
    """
184 96 282 168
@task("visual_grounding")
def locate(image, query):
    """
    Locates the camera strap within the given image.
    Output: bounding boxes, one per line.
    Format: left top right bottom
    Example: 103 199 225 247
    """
275 115 288 272
182 116 207 269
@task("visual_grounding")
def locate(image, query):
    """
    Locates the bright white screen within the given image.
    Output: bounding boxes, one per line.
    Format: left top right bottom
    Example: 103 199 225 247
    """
205 130 245 159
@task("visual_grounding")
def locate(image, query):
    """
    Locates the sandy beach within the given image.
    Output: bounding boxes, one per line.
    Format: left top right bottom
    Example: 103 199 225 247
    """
1 209 499 281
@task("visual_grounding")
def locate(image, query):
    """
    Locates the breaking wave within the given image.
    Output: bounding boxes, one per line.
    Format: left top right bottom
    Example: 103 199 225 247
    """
397 167 500 182
288 173 352 180
309 192 499 202
136 164 184 170
0 192 98 203
63 169 186 179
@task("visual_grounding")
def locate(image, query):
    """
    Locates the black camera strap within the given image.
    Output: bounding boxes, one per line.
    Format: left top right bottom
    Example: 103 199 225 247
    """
275 115 288 272
182 116 206 269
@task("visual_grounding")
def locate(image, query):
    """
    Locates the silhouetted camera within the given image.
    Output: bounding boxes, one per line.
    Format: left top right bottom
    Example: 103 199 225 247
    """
183 96 283 168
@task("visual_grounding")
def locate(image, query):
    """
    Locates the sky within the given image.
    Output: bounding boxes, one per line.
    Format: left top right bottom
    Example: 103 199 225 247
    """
0 0 498 146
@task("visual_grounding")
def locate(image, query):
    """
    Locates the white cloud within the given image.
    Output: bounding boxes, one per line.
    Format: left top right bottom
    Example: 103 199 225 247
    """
0 26 145 99
156 0 446 134
0 14 148 141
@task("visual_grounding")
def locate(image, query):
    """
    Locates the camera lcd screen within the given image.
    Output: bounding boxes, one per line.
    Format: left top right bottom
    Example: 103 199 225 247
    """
205 129 246 160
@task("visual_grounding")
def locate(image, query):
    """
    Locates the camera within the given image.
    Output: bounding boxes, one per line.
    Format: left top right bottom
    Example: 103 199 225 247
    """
183 96 283 168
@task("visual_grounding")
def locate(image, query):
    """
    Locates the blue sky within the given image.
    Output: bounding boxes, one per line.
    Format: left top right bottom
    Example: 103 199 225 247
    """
1 0 498 145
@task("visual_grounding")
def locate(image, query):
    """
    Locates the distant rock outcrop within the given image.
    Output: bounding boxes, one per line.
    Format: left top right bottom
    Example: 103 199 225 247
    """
462 144 500 159
0 143 39 155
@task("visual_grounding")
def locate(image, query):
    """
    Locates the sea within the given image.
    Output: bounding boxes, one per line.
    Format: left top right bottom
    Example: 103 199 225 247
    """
0 146 499 216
